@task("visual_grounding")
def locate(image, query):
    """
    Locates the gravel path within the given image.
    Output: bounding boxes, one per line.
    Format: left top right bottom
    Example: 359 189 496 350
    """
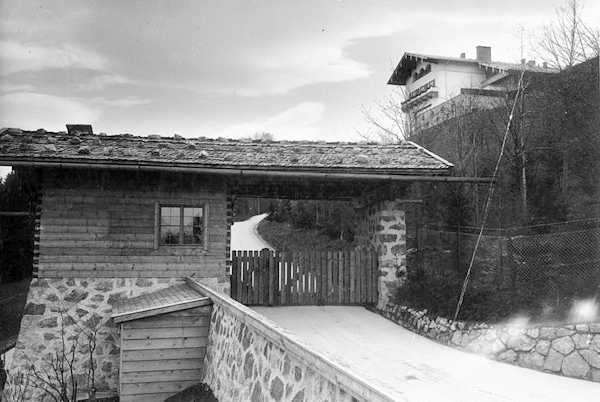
230 213 273 252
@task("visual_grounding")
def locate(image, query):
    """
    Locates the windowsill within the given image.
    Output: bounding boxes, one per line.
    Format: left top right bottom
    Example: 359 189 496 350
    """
160 244 206 247
158 245 209 252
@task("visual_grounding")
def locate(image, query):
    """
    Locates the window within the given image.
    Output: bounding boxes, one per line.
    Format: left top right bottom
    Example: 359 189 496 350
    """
158 205 205 246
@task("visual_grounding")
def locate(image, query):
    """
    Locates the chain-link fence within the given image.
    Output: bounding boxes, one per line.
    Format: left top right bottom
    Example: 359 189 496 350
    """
400 219 600 323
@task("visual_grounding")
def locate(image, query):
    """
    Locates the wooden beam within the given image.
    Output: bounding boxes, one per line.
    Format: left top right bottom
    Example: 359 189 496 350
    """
0 211 32 217
112 297 212 323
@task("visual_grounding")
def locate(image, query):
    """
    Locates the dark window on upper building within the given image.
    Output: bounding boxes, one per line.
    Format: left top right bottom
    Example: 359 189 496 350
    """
158 205 205 246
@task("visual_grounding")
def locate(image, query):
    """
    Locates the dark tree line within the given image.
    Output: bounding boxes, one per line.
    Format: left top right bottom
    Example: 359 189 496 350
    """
0 170 38 283
266 199 357 242
233 196 357 247
412 56 599 228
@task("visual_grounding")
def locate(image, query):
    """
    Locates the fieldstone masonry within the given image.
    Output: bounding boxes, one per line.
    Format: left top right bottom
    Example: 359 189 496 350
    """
364 200 407 310
203 302 384 402
379 303 600 382
8 277 227 400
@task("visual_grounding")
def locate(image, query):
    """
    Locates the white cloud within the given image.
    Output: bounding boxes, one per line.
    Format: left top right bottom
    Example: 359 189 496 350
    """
238 44 370 96
0 40 108 75
90 96 151 108
80 74 136 91
0 92 99 131
220 102 325 140
214 15 405 96
0 83 36 93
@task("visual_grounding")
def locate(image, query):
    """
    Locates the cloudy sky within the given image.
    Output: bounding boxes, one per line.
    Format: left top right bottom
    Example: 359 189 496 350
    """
1 0 598 145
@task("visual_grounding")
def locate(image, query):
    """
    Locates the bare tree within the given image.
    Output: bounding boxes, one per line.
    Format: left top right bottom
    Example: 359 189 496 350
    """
358 88 414 143
537 0 600 69
29 311 80 402
26 310 100 402
251 132 275 141
84 326 98 402
581 22 600 57
1 370 31 402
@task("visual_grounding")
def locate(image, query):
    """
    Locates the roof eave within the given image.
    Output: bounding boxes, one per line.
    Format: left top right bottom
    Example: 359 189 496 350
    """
0 157 491 183
387 63 407 85
2 157 492 182
2 156 449 175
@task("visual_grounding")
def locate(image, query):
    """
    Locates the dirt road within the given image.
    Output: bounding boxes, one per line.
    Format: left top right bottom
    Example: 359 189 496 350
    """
230 213 273 252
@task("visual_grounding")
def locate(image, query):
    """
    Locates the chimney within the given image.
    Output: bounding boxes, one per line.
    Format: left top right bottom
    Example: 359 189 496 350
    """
527 60 536 67
521 58 526 65
542 61 548 69
476 45 492 63
66 124 93 136
460 52 466 59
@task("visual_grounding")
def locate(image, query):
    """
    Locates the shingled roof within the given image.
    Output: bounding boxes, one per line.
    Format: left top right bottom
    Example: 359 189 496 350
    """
112 283 210 323
0 128 453 176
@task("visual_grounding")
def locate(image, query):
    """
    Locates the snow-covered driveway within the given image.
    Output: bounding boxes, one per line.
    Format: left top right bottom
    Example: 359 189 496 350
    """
230 213 273 252
253 306 600 402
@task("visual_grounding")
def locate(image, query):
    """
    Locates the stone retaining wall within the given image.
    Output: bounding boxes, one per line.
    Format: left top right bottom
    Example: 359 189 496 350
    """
378 302 600 382
189 278 394 402
8 277 226 400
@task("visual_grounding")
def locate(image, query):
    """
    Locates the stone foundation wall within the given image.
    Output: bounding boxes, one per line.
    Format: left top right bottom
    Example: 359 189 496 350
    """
8 276 227 400
192 279 393 402
378 302 600 382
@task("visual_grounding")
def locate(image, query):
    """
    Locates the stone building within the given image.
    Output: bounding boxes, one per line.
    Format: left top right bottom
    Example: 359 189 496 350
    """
0 127 468 400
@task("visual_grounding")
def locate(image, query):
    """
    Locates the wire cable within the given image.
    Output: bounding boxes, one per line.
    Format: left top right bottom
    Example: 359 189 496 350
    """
453 70 526 321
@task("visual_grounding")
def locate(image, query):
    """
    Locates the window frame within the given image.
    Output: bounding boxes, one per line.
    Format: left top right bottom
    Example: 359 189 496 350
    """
154 203 208 249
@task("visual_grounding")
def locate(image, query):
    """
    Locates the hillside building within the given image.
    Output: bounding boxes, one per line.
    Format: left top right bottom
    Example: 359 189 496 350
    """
388 46 557 129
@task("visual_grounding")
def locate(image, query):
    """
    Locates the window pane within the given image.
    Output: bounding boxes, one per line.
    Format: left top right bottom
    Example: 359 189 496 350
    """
183 207 204 244
161 225 180 244
161 207 180 226
183 207 203 225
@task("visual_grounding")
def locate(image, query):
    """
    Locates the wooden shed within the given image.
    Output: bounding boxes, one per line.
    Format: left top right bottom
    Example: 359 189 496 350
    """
112 283 212 402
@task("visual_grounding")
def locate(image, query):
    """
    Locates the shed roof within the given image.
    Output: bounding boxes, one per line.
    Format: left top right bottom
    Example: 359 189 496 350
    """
0 128 453 176
112 283 211 323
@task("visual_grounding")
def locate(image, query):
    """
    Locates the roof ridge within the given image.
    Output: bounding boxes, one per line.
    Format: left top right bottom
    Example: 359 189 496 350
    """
404 52 557 71
13 129 419 147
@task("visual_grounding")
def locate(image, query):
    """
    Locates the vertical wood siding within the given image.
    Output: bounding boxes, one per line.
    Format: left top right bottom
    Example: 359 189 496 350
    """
231 247 378 306
37 170 228 279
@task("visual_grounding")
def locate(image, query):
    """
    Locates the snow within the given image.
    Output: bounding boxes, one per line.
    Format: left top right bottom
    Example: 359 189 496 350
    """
2 348 14 368
230 213 273 252
253 306 600 402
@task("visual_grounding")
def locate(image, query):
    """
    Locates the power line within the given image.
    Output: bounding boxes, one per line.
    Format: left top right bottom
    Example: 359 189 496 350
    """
453 70 526 321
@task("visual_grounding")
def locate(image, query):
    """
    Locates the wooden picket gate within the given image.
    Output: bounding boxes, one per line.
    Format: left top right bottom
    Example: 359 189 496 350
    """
230 247 378 306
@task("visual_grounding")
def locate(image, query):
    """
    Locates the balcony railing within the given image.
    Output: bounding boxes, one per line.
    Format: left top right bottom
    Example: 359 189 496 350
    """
401 81 438 112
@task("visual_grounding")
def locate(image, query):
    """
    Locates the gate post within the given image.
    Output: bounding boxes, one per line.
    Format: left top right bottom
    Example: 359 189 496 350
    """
368 200 408 310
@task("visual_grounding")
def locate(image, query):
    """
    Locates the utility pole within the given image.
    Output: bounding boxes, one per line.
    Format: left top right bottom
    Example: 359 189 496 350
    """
519 26 529 223
520 25 524 62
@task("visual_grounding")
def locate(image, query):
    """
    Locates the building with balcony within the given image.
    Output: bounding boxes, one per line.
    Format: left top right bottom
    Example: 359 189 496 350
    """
388 46 557 129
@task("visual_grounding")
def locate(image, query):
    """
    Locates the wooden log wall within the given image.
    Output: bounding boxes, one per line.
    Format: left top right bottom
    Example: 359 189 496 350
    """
36 170 228 279
119 305 212 402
